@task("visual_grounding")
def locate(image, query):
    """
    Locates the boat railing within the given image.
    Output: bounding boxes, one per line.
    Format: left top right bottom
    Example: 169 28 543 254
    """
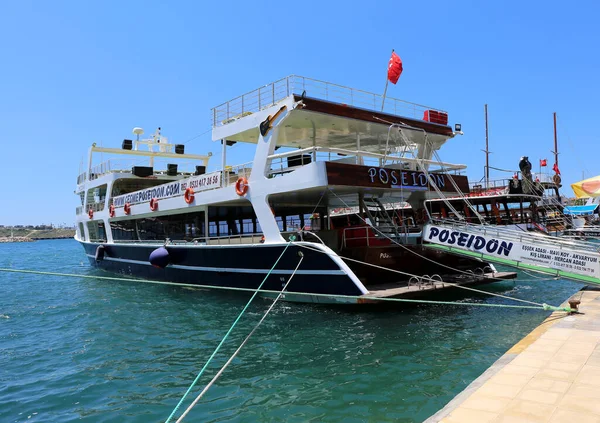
267 146 465 175
211 75 447 128
223 162 253 186
88 159 199 181
76 205 84 215
86 201 105 213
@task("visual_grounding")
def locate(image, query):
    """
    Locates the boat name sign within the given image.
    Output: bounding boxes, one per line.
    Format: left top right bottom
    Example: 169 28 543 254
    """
424 224 600 278
113 172 221 207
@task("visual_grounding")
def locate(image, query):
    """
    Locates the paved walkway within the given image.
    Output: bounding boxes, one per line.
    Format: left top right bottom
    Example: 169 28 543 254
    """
425 287 600 423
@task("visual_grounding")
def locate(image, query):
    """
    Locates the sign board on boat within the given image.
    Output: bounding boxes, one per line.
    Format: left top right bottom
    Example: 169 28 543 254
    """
423 224 600 279
113 171 221 207
325 162 469 193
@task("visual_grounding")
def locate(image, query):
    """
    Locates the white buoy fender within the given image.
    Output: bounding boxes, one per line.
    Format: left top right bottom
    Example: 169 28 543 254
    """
149 247 170 268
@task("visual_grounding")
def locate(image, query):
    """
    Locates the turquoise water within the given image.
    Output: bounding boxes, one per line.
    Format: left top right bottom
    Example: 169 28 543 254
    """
0 239 582 422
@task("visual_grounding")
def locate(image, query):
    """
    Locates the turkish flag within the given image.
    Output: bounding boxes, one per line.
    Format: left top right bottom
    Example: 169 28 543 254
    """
553 163 561 175
540 159 547 167
387 52 403 84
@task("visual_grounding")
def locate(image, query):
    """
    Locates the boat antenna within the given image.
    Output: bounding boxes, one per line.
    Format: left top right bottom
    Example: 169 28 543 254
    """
551 112 559 171
482 104 492 189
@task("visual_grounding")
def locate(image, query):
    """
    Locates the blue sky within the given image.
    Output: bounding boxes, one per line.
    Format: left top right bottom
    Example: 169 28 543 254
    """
1 1 598 225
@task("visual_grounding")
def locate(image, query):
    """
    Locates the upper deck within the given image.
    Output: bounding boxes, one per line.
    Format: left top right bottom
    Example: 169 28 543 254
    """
211 76 456 150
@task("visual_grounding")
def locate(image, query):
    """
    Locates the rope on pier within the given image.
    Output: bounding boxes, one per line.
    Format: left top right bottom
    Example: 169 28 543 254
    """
0 267 573 312
163 241 293 423
174 253 305 423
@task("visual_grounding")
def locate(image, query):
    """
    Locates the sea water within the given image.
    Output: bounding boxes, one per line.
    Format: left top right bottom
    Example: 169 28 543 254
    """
0 239 582 422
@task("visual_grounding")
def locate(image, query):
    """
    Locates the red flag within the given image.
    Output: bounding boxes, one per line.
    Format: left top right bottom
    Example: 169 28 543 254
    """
540 159 547 167
553 163 561 175
387 51 403 84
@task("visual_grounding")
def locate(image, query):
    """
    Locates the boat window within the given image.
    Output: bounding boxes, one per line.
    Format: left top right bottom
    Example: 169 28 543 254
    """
87 221 107 242
111 220 137 241
78 223 86 241
86 184 107 211
111 212 207 242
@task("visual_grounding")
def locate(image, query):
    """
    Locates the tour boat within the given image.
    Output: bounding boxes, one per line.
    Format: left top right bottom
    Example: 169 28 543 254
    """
74 76 513 304
424 156 565 235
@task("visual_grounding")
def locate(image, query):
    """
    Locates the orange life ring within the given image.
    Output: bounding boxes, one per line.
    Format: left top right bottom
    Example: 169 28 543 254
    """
124 203 131 215
150 198 158 211
235 177 249 196
88 209 93 219
184 187 195 204
109 204 115 217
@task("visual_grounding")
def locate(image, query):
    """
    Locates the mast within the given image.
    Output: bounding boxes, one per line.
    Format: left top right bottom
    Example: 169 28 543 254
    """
483 104 490 189
552 112 559 168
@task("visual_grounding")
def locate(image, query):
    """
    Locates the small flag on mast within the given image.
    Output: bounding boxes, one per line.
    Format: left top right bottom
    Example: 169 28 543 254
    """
387 51 403 84
553 163 561 175
540 159 547 167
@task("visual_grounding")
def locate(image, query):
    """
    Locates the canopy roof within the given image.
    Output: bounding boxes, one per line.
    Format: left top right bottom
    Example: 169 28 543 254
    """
564 205 600 216
572 175 600 198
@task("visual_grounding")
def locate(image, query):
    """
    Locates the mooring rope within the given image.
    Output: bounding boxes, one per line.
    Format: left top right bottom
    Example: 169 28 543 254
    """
163 242 293 423
0 267 572 312
174 253 305 423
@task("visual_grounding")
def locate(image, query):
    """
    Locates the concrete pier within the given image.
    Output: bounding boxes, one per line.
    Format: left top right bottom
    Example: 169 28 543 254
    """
425 287 600 423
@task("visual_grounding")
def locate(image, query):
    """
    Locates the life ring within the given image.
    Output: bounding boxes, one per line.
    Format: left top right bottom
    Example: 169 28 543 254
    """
109 204 115 217
184 187 195 204
553 174 562 185
235 177 248 196
150 198 159 211
124 203 131 215
88 209 93 219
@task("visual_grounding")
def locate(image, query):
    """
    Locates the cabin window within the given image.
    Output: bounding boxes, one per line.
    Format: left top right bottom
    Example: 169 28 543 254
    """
78 223 86 241
111 212 206 242
87 221 107 242
86 184 107 212
111 220 137 241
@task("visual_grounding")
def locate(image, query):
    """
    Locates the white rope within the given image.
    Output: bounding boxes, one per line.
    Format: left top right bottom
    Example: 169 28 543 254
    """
175 254 304 423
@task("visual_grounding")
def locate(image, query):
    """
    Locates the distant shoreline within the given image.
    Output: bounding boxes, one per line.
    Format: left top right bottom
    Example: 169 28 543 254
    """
0 229 75 243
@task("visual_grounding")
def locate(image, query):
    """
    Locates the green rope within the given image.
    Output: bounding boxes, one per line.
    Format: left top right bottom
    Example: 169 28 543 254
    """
163 241 293 423
0 266 573 312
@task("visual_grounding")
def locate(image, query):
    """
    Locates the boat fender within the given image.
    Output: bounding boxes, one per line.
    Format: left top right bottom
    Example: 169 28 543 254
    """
95 245 105 261
150 198 159 211
184 187 195 204
235 177 249 196
149 246 170 268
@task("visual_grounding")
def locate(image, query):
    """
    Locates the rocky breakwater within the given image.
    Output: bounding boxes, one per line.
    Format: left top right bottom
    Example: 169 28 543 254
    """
0 237 34 243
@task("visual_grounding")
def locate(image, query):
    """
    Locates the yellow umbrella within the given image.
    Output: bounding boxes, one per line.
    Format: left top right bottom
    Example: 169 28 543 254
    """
571 175 600 198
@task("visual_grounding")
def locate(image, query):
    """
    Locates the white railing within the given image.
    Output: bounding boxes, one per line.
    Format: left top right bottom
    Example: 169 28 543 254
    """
88 159 199 181
266 147 465 176
85 201 105 213
223 162 253 186
211 75 447 128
